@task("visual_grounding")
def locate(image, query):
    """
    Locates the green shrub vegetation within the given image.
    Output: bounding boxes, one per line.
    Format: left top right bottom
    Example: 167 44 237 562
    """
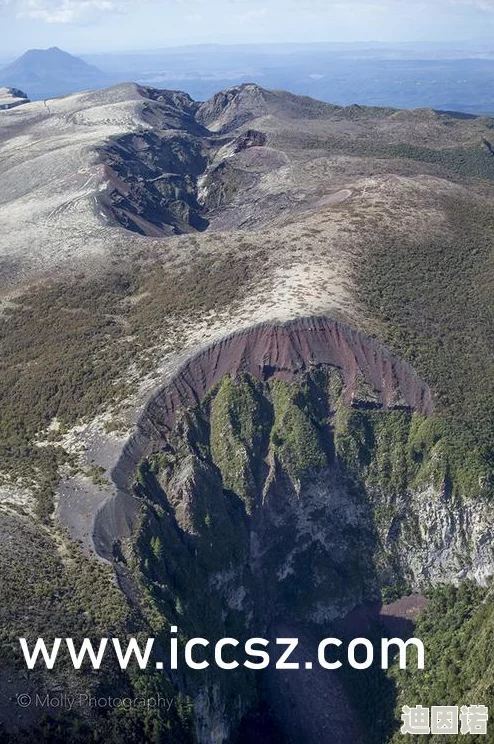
270 378 328 479
210 373 268 513
293 133 494 183
0 251 265 517
389 582 494 743
334 407 488 500
0 509 194 744
356 197 494 499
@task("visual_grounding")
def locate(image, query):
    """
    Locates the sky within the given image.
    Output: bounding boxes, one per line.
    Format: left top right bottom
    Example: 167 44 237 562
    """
2 0 494 57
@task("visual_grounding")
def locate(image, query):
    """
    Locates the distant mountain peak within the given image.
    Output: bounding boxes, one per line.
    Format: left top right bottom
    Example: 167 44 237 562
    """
15 46 88 61
0 47 107 100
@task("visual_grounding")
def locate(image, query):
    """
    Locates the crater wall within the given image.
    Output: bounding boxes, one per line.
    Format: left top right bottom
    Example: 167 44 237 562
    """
94 316 432 558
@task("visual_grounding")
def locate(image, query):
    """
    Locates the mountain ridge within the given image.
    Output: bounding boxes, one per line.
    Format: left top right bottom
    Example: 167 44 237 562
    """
2 81 494 283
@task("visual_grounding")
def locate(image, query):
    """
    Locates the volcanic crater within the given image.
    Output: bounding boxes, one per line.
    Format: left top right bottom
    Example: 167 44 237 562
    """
93 315 432 559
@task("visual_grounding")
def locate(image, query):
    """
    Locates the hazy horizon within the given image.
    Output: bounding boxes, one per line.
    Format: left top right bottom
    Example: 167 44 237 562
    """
3 0 494 57
3 38 494 116
4 38 494 66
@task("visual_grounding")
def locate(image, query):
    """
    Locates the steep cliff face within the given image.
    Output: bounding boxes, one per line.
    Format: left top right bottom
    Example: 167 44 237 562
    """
111 325 494 743
106 316 431 506
96 92 211 236
146 316 433 428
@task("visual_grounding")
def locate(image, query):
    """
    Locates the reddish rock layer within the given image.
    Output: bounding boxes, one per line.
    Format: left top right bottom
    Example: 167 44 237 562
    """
146 315 432 432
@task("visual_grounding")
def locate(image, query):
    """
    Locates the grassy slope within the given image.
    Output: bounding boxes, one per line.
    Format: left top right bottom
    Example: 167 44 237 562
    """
0 251 263 519
0 512 194 744
353 195 494 496
349 161 494 741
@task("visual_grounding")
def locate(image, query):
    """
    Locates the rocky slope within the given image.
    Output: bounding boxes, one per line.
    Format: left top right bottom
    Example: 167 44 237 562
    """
0 87 30 110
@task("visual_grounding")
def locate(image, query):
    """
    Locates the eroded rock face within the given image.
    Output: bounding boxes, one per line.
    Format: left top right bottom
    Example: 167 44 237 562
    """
95 83 336 236
98 129 210 236
82 317 494 743
95 86 279 236
94 86 212 236
138 315 433 436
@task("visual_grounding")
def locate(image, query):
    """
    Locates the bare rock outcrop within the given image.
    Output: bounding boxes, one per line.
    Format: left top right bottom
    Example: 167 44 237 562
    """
0 87 29 110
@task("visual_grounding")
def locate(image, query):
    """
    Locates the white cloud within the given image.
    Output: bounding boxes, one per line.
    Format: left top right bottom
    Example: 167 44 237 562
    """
5 0 494 25
16 0 130 23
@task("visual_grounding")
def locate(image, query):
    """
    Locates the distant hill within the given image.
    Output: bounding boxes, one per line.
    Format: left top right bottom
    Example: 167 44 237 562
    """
0 47 110 100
